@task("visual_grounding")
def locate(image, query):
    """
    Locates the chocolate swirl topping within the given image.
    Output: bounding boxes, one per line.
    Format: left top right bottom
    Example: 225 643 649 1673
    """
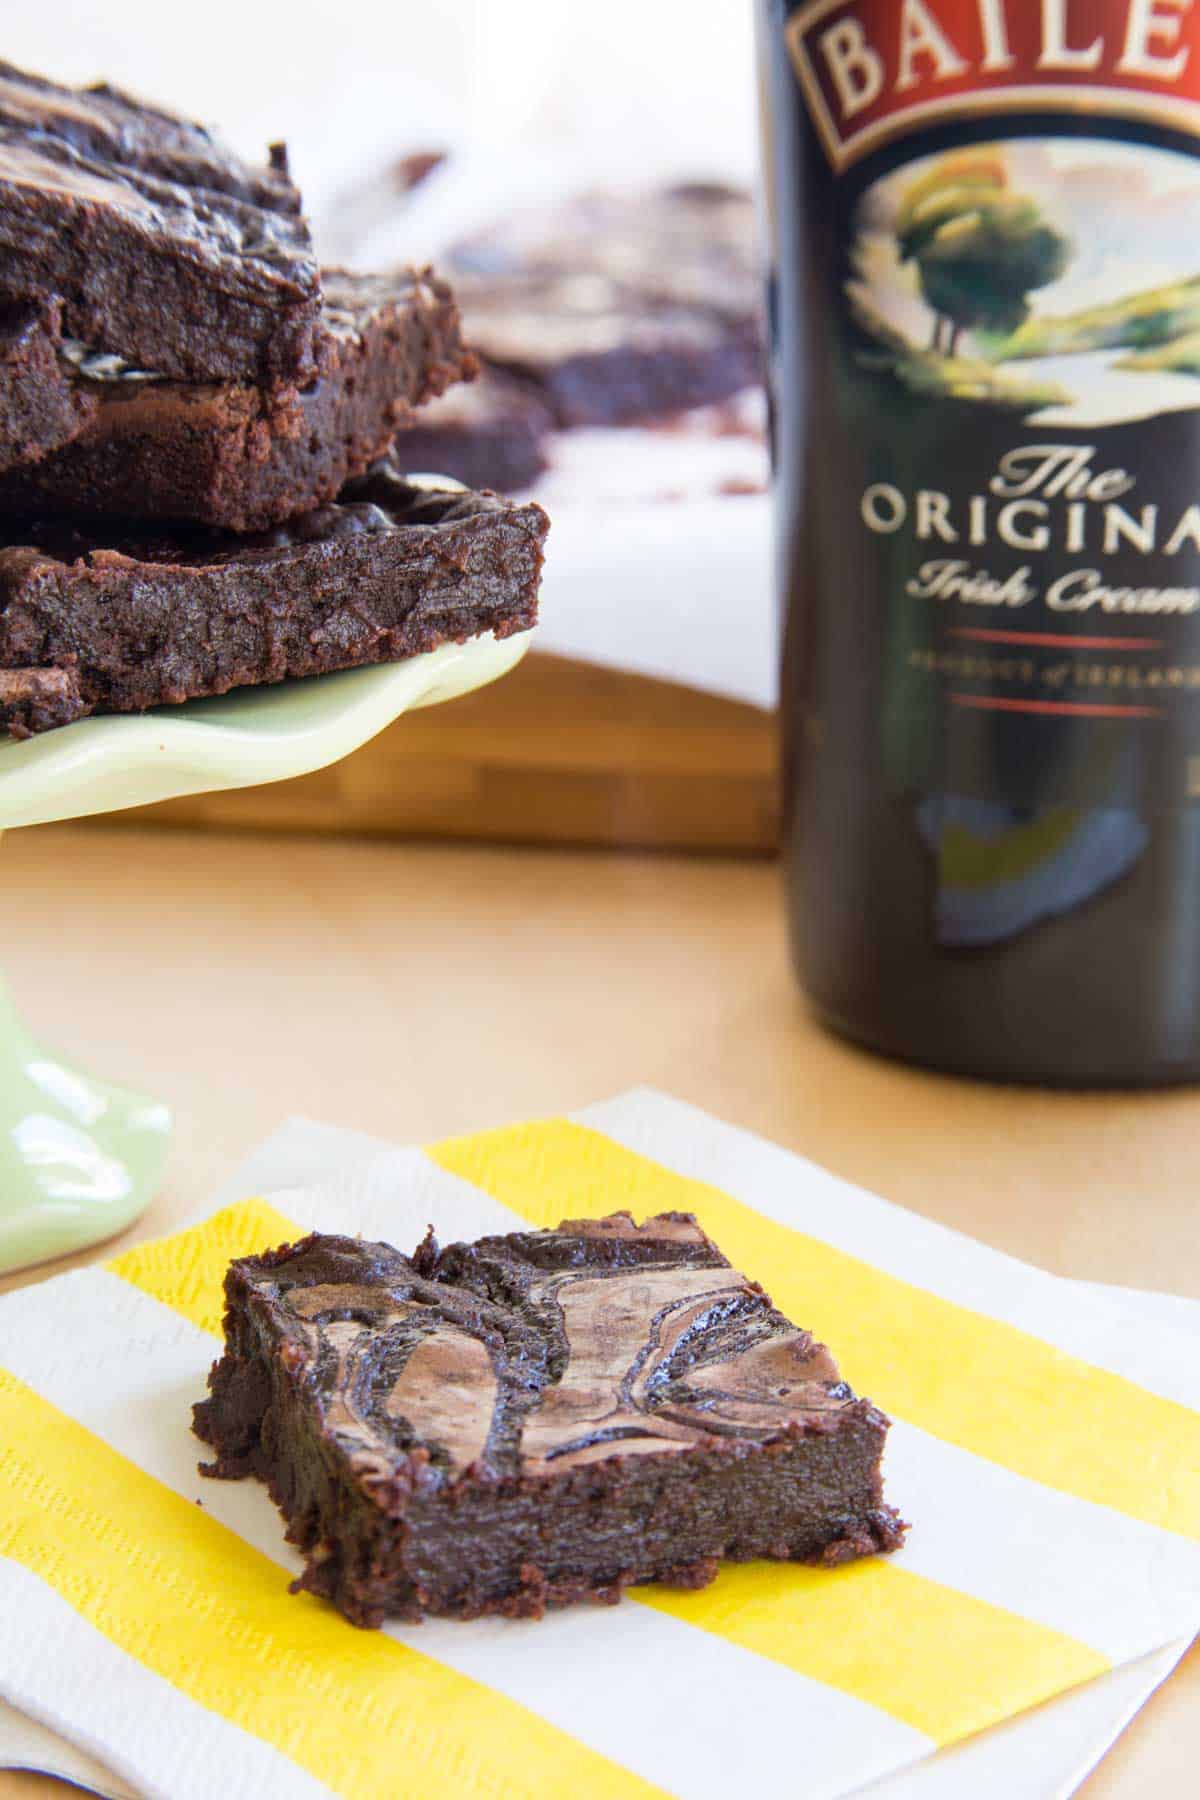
224 1213 855 1485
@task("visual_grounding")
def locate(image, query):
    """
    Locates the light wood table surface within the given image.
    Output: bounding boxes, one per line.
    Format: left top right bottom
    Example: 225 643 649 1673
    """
0 823 1195 1799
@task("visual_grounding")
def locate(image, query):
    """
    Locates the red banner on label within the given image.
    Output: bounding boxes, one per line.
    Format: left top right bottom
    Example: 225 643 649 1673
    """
787 0 1200 169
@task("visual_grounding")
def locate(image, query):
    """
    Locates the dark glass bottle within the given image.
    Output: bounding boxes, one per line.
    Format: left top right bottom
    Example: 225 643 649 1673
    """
758 0 1200 1082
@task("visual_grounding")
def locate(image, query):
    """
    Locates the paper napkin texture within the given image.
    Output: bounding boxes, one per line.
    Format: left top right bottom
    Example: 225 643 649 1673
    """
1 1090 1197 1800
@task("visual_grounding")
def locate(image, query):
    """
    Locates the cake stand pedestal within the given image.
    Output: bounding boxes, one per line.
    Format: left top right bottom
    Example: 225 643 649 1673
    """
0 627 533 1276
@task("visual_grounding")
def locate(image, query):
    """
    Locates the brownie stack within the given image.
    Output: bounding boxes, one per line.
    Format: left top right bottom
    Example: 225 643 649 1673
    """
0 65 549 740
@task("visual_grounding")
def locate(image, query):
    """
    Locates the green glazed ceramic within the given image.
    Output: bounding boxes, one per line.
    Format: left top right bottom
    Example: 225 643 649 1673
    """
0 630 534 830
0 626 535 1272
0 973 171 1275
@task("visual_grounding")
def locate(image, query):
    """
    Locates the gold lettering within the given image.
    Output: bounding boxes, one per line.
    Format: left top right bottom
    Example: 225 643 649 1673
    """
1102 504 1158 553
916 489 959 541
998 499 1050 551
1038 0 1103 71
896 0 969 92
1118 0 1193 79
861 483 906 531
1165 503 1200 554
819 19 886 118
977 0 1016 70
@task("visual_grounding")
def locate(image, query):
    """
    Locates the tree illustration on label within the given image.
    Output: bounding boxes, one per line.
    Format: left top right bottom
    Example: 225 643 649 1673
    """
851 138 1200 425
895 150 1071 358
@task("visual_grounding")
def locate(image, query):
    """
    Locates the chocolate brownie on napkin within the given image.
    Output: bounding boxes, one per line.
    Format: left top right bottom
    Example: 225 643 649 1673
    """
0 269 477 530
194 1211 905 1626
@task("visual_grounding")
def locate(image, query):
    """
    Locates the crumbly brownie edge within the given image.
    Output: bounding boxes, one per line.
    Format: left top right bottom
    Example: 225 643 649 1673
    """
0 665 89 738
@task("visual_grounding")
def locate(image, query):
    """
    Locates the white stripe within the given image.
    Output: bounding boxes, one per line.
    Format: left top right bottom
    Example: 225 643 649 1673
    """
271 1144 521 1246
0 1559 327 1800
883 1424 1200 1660
206 1116 399 1216
0 1269 930 1800
1085 1279 1200 1337
579 1089 1200 1410
267 1157 1200 1660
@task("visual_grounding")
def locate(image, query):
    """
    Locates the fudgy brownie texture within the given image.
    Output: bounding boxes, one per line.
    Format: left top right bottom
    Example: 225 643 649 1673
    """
0 269 477 530
0 297 97 468
193 1212 905 1627
445 183 764 428
0 462 547 739
396 363 552 495
0 62 321 384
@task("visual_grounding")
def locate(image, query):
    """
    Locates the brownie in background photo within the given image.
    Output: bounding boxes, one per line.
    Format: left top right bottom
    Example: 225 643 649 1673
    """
389 181 766 493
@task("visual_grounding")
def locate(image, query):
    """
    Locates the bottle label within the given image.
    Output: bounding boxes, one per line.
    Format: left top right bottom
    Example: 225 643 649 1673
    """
788 1 1200 170
778 0 1200 807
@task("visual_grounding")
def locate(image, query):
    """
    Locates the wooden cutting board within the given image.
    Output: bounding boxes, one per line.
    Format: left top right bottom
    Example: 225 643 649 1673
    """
95 654 779 853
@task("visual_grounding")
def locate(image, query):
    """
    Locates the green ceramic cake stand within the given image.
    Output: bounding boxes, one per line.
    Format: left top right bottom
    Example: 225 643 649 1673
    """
0 625 534 1276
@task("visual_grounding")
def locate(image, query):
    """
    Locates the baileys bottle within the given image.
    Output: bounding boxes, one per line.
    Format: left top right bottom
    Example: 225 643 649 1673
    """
757 0 1200 1081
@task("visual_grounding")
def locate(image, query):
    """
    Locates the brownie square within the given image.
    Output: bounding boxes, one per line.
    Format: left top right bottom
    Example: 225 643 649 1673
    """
194 1211 905 1627
0 268 477 530
0 463 547 739
0 61 321 384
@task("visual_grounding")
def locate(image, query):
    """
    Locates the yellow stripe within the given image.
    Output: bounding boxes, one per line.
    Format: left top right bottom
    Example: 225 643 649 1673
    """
640 1562 1106 1744
0 1369 655 1800
430 1119 1200 1541
108 1196 303 1336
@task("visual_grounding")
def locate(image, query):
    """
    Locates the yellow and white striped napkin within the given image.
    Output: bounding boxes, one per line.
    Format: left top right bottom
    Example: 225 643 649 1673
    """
1 1089 1198 1800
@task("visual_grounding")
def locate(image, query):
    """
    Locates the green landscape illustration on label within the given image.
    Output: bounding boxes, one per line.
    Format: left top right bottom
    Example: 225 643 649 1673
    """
850 138 1200 425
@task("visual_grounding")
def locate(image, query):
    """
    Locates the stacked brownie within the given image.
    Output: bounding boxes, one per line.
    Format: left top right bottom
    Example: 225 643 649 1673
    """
0 66 549 740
